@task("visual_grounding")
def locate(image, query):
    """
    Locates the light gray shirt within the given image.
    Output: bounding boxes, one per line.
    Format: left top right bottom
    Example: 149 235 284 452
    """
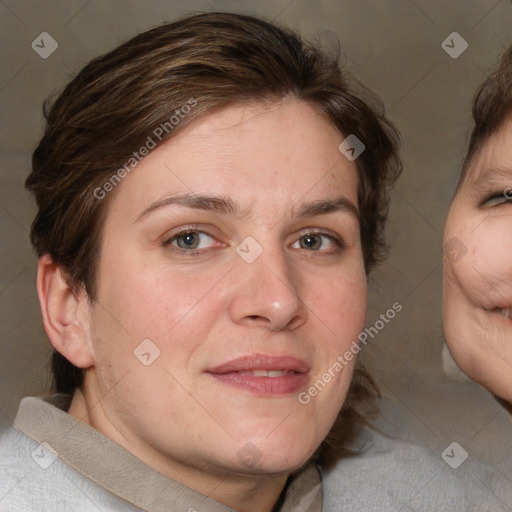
321 399 512 511
2 394 510 511
0 394 322 511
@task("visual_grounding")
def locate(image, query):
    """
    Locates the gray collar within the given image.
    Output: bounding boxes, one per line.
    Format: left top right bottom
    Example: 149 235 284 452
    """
14 394 322 511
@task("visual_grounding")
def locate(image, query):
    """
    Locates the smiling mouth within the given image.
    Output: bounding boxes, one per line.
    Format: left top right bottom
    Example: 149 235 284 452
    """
207 355 309 395
236 369 297 377
208 370 307 395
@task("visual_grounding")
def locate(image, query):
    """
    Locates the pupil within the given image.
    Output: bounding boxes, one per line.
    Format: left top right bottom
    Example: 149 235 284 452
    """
303 235 320 249
179 232 198 249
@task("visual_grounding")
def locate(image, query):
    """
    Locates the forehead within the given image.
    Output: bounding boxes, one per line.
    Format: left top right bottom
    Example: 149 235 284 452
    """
462 117 512 189
107 99 359 218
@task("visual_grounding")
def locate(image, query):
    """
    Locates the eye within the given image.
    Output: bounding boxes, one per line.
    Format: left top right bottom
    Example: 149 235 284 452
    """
291 232 342 252
483 190 512 207
165 230 218 251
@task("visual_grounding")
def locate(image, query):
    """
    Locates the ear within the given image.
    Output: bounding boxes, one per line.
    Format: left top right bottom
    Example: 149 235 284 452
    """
36 254 95 369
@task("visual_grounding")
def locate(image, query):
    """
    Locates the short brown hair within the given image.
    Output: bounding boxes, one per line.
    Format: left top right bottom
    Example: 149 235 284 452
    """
26 11 401 464
458 44 512 187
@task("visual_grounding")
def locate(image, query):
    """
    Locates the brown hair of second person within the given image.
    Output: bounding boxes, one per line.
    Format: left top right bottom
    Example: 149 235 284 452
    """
457 45 512 189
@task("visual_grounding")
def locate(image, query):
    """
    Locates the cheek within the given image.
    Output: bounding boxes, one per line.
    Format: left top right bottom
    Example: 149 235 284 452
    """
305 265 367 343
456 221 512 302
472 224 512 275
445 205 512 301
97 252 222 340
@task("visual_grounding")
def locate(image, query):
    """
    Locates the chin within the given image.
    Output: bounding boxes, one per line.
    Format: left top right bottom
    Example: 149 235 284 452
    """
229 434 318 475
449 338 512 405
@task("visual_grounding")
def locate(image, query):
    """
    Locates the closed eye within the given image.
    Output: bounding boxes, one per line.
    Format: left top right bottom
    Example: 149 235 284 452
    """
482 190 512 207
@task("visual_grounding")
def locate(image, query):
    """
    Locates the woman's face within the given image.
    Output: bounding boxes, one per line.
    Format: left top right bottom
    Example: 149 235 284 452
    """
81 99 367 482
443 116 512 402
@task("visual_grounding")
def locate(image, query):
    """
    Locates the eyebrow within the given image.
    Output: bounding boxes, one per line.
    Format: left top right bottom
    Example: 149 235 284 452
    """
135 193 359 223
294 196 359 219
136 194 240 222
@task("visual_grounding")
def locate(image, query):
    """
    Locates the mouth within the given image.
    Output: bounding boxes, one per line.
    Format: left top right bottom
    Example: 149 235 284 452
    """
236 369 296 377
207 355 309 395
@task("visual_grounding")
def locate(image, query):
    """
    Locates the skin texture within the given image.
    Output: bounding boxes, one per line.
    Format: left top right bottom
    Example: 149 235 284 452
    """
37 99 367 512
443 116 512 404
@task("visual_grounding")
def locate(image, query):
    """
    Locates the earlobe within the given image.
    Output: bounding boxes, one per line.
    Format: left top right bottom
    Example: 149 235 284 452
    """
36 254 95 369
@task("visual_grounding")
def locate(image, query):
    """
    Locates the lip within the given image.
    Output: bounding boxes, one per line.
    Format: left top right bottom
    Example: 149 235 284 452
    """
207 354 310 395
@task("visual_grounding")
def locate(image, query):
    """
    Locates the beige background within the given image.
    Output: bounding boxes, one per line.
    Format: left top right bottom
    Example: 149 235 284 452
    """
1 0 511 498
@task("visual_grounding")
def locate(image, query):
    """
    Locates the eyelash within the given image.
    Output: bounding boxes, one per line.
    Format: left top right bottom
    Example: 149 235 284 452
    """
292 231 345 254
163 226 216 258
481 190 512 207
163 228 345 257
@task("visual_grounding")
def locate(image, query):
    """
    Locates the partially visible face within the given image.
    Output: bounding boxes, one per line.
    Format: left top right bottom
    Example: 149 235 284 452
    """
443 116 512 402
82 99 367 483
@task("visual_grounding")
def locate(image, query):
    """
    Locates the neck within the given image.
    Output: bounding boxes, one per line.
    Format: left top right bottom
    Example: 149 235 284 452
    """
68 383 289 512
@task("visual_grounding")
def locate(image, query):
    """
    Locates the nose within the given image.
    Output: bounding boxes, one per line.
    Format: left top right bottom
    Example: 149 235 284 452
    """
228 244 307 331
